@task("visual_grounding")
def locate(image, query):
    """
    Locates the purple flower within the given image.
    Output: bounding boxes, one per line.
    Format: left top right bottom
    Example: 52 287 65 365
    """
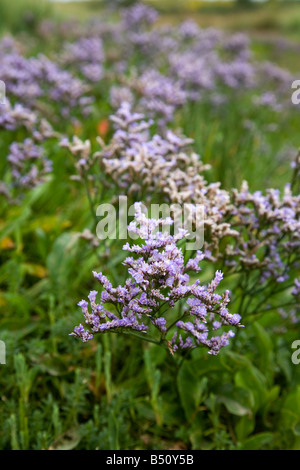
6 138 52 193
70 324 93 342
292 279 300 298
122 4 158 29
71 204 242 356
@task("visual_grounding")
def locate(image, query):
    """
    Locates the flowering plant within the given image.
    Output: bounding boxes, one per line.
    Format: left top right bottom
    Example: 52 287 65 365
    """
72 202 243 356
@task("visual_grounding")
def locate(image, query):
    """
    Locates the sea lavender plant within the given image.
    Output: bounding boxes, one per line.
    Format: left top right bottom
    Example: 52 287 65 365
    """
5 138 52 194
218 180 300 320
71 203 243 356
61 37 104 83
99 6 296 126
97 102 197 195
62 102 237 252
65 101 299 329
128 69 188 125
228 181 300 285
0 51 92 119
94 103 236 251
121 3 158 30
0 99 36 131
0 98 56 141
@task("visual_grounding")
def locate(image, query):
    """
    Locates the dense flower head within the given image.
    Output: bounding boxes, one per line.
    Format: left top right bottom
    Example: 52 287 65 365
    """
71 203 242 355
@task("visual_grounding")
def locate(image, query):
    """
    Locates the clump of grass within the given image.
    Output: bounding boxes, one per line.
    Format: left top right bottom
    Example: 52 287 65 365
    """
0 0 53 34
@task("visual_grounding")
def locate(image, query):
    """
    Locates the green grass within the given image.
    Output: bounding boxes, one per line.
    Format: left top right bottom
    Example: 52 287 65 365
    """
52 1 105 22
0 0 53 34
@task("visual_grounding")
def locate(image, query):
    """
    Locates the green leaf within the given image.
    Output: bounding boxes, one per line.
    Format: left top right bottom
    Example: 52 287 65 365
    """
235 363 268 412
239 432 275 450
46 233 79 295
219 397 250 416
177 361 207 421
276 345 293 382
262 385 280 426
49 429 82 451
220 350 251 370
252 322 274 375
235 416 255 442
217 384 254 417
280 385 300 435
108 411 119 451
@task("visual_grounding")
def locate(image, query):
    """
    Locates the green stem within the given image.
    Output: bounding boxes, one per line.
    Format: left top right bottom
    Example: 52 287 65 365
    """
249 302 298 317
110 329 163 346
83 175 98 227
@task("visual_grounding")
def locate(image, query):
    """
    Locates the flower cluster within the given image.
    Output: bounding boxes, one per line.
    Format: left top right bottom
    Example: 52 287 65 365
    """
1 4 296 131
94 7 295 125
0 99 36 131
119 69 188 125
0 97 56 143
0 47 92 119
121 4 159 29
6 138 52 191
60 136 94 182
97 102 200 194
225 181 300 284
93 103 236 251
66 99 299 335
61 37 104 82
292 279 300 299
71 203 242 356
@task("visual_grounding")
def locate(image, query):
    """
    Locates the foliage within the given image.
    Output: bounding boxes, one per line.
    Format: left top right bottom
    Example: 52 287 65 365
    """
0 0 53 34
